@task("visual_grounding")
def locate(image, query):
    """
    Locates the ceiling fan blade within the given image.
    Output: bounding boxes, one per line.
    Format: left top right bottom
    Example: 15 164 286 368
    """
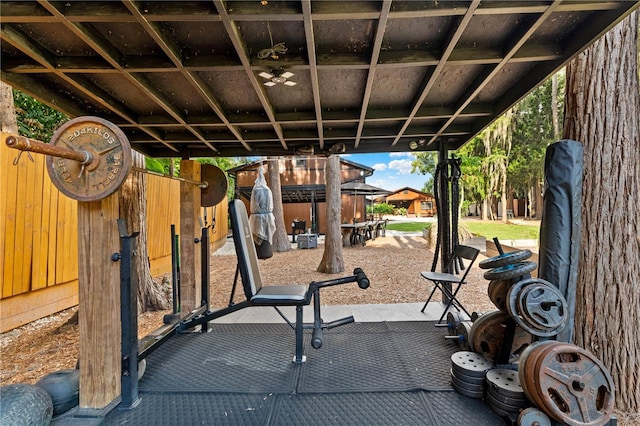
264 81 276 87
258 71 274 80
284 81 297 86
281 71 294 79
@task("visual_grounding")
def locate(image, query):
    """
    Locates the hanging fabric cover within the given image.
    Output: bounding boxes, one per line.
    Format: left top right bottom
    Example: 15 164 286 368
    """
249 167 276 259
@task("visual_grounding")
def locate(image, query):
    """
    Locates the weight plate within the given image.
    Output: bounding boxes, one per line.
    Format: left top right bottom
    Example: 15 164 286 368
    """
518 407 552 426
508 279 568 337
479 249 532 269
520 282 567 332
485 390 528 413
450 351 494 378
524 342 560 410
48 116 132 202
447 311 465 336
486 387 528 408
518 341 553 405
470 311 534 363
451 381 485 399
487 280 511 311
486 397 513 417
450 372 486 392
483 261 537 281
456 321 472 351
486 369 525 399
200 164 228 207
534 343 615 426
450 367 486 386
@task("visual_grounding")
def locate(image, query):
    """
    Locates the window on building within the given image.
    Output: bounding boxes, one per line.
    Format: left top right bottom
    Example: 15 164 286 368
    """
296 158 307 168
421 201 433 210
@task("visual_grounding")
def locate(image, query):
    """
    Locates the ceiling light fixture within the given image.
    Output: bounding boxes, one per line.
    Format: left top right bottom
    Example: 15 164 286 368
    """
259 69 297 87
409 139 427 150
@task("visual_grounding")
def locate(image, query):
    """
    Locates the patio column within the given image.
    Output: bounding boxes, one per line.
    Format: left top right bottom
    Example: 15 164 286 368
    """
179 160 202 313
438 143 452 303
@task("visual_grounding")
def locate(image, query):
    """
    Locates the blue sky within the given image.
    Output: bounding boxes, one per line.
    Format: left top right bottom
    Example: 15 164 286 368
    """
342 152 428 192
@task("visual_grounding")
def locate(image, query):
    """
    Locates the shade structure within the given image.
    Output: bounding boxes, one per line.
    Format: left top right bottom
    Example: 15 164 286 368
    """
249 168 276 258
341 182 390 220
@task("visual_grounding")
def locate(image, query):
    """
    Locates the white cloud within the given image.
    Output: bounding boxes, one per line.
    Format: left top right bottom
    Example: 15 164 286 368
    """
372 163 387 171
388 159 413 174
389 152 412 158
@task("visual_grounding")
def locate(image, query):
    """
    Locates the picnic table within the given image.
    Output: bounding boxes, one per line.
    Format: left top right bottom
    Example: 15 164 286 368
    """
341 220 388 246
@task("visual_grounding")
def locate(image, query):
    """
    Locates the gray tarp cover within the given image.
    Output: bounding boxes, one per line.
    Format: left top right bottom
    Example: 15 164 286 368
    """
249 167 276 246
537 140 583 343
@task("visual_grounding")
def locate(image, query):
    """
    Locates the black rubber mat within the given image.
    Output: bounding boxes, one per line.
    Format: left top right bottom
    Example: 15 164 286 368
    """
139 329 299 393
103 391 504 425
100 322 505 425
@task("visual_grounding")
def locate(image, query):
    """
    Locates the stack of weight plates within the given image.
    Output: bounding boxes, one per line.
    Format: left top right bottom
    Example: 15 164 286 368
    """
484 369 529 417
450 351 494 399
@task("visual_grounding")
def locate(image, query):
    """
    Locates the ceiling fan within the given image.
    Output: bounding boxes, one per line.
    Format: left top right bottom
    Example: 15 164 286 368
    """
259 68 297 87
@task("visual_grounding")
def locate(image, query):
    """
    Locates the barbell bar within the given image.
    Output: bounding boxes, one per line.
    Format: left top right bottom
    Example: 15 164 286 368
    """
4 116 227 206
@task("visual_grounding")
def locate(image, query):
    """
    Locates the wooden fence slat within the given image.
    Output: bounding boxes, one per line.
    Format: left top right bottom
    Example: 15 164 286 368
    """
46 185 59 288
20 150 36 294
55 192 67 286
30 153 46 290
33 153 50 290
0 138 12 297
12 154 28 296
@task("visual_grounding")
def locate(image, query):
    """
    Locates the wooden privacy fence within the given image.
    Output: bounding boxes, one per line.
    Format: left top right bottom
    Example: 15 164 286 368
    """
1 136 228 332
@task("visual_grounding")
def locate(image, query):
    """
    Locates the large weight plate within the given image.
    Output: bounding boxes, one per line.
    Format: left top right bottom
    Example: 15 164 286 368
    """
200 164 228 207
48 116 132 202
469 310 534 363
508 279 568 337
483 261 537 281
479 249 532 269
534 343 615 426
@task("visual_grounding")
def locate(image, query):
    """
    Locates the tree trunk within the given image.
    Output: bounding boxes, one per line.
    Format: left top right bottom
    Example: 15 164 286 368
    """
317 155 344 274
563 11 639 412
119 151 170 313
1 82 17 132
268 157 291 252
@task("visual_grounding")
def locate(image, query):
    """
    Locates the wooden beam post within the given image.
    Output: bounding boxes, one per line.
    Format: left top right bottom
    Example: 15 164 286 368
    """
77 194 121 409
179 160 202 313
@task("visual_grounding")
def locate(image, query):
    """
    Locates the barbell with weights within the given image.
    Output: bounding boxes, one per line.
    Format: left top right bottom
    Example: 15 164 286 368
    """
5 116 227 206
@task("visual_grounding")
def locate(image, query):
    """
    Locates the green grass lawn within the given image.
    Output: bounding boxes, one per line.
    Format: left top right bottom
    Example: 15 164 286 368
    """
385 220 539 240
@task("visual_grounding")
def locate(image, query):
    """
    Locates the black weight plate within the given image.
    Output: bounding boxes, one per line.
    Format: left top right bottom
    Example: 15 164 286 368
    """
508 279 567 337
520 283 568 332
485 369 525 399
485 391 526 413
483 262 537 281
450 368 486 386
450 372 486 392
451 381 485 399
450 351 494 378
486 398 513 418
479 249 532 269
518 407 552 426
486 388 528 408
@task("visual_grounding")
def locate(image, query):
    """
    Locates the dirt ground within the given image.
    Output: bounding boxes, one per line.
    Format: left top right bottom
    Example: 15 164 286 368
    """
1 235 636 425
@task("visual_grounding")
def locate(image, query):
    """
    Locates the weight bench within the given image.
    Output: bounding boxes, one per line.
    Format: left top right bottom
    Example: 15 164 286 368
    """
179 199 369 363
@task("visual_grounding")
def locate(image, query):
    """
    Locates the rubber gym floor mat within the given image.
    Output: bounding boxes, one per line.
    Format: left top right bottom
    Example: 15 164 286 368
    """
102 391 504 425
102 392 275 425
139 330 299 393
297 322 457 393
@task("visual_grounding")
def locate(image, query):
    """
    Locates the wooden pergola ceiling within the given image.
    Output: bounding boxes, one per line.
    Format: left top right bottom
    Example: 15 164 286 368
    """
1 1 637 158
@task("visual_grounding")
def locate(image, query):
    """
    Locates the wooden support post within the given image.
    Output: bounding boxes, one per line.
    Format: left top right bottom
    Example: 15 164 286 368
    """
179 160 202 313
77 194 121 409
